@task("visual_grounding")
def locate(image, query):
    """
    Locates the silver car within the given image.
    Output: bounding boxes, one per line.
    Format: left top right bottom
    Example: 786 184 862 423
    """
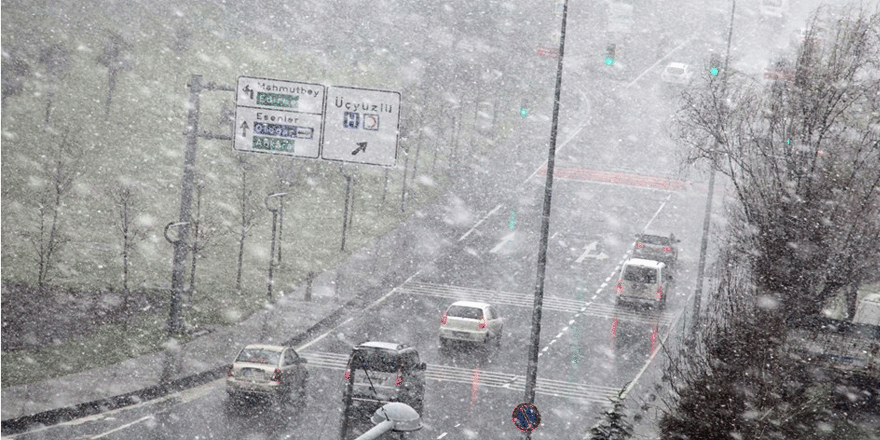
226 344 308 405
439 301 504 348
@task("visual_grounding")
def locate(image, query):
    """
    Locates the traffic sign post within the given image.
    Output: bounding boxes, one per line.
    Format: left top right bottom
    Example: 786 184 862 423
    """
321 85 401 167
234 76 325 158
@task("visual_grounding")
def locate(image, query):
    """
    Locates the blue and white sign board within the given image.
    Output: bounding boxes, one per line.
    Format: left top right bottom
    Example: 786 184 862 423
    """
234 76 325 158
321 85 401 167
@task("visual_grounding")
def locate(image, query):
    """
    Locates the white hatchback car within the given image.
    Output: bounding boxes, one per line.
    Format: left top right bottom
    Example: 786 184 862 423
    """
661 62 695 85
439 301 504 348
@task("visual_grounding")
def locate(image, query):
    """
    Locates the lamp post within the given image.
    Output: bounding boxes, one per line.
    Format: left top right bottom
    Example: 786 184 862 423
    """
265 192 288 300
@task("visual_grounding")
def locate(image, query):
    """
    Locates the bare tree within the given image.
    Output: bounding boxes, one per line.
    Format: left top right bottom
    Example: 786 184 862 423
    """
37 43 71 124
108 182 146 313
677 6 880 322
96 31 132 118
26 132 84 290
233 154 258 291
1 48 31 111
662 6 880 438
187 178 221 301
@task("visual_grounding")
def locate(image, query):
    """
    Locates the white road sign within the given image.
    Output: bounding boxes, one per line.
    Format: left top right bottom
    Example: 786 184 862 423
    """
321 85 400 167
234 76 326 158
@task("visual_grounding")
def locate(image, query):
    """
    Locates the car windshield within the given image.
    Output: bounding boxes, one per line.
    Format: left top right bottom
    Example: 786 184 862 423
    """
446 305 483 319
638 235 670 246
624 266 658 284
236 348 281 365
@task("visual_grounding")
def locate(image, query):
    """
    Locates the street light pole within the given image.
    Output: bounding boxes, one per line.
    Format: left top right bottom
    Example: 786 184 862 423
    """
265 192 288 300
523 1 569 438
691 0 735 337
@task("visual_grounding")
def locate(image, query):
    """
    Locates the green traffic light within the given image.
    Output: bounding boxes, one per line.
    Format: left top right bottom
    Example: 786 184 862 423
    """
710 67 719 76
605 57 614 66
520 108 528 117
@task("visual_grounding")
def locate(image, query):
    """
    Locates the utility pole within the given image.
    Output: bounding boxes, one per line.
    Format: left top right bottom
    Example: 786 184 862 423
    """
691 0 735 342
522 1 569 438
168 74 233 336
266 192 287 300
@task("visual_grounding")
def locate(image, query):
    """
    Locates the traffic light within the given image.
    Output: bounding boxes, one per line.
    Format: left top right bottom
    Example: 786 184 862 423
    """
519 99 528 117
605 44 616 66
709 53 721 77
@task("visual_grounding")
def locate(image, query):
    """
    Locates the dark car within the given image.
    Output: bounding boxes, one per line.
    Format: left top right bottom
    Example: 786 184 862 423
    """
341 342 426 419
632 232 679 268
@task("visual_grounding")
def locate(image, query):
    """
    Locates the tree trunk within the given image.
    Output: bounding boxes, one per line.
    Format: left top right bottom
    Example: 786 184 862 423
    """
105 69 117 118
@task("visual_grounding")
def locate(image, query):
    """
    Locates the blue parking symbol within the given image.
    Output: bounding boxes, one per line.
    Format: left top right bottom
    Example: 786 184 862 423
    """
343 112 360 129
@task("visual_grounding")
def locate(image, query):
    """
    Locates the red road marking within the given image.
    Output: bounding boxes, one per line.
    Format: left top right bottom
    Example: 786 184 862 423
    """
537 166 688 191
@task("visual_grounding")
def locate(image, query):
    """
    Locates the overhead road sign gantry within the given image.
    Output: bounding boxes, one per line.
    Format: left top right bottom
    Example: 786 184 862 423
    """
234 76 325 158
321 85 401 167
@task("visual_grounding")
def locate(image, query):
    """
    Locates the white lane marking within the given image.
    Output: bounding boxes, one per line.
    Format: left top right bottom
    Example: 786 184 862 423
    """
523 123 587 183
297 272 419 352
458 204 503 242
90 416 152 439
490 232 516 253
438 433 448 439
640 193 672 233
556 332 564 339
625 37 692 89
620 293 690 400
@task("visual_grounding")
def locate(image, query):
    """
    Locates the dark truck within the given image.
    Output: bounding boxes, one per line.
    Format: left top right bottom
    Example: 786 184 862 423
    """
785 294 880 387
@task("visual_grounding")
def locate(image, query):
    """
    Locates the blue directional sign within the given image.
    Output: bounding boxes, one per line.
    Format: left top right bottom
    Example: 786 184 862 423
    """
512 402 542 434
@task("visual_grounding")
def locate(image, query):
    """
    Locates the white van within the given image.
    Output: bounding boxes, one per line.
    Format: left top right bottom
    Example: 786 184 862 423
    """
615 258 672 306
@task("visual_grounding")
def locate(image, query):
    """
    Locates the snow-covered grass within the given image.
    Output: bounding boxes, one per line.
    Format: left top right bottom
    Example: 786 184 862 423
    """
1 312 170 387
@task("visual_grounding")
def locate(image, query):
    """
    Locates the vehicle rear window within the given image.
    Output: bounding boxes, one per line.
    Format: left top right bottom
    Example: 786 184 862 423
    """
236 348 281 365
446 305 483 319
623 265 658 284
351 349 406 373
638 235 670 245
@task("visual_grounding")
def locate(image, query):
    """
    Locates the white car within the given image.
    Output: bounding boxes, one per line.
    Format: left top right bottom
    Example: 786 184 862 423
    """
660 62 695 85
439 301 504 348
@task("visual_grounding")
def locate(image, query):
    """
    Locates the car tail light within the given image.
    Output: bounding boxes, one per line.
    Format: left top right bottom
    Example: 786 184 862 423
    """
615 280 623 294
636 242 645 248
441 313 447 325
663 246 671 252
656 286 663 299
271 368 283 383
478 317 486 329
396 369 404 387
227 365 235 378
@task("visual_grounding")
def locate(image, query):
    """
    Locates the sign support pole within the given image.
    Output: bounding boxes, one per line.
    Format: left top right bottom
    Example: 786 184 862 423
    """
168 74 233 337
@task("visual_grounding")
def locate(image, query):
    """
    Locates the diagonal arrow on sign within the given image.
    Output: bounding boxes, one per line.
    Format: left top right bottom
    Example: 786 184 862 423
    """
351 142 367 155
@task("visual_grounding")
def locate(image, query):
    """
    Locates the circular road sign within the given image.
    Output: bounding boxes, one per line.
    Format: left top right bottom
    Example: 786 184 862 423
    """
512 402 542 434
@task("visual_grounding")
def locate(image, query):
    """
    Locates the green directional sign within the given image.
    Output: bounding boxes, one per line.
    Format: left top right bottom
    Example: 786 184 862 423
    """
234 76 324 158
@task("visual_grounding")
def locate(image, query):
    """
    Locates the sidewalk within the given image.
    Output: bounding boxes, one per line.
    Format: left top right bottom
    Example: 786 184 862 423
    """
1 207 452 435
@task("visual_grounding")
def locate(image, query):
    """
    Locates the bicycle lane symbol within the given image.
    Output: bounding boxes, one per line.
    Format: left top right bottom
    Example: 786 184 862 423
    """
512 402 542 434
